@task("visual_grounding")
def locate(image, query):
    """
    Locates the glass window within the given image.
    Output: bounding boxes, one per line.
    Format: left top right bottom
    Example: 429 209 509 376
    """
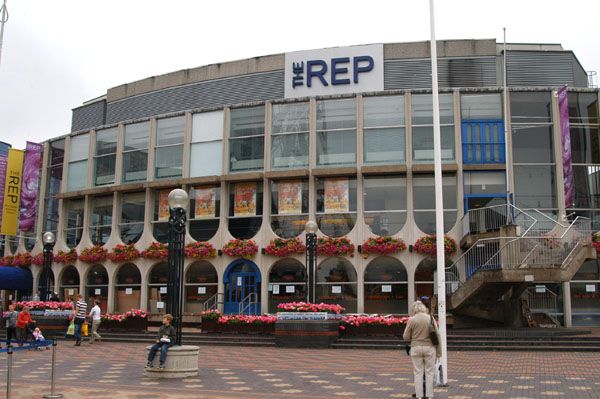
152 189 173 243
572 165 600 209
229 107 265 173
148 262 169 313
270 179 309 238
316 99 356 167
571 126 600 164
364 258 408 314
363 175 407 236
94 128 117 186
464 171 506 195
191 111 223 177
86 264 109 312
59 266 80 302
512 125 554 163
413 174 457 234
114 263 141 313
90 195 113 245
316 258 357 313
122 122 149 183
461 94 502 119
155 117 184 180
271 102 310 171
411 94 455 163
513 165 557 209
316 176 357 237
189 185 220 242
568 92 598 125
64 199 84 248
67 134 89 192
268 259 307 313
510 92 552 124
120 192 145 244
185 262 218 314
228 182 263 239
363 95 405 165
45 140 64 234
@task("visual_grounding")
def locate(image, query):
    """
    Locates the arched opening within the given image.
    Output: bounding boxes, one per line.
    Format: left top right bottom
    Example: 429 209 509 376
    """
148 262 168 313
223 260 261 314
268 259 307 312
316 258 357 313
364 257 408 314
415 257 453 314
86 264 108 312
59 265 80 303
114 263 141 313
185 261 218 314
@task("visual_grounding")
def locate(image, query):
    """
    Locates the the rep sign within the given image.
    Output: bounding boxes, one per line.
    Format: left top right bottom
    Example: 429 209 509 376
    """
284 44 383 99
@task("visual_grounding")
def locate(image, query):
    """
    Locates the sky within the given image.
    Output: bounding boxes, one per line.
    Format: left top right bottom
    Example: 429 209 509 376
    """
0 0 598 150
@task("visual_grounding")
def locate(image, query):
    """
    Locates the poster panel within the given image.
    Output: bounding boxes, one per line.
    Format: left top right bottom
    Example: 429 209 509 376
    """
279 180 302 215
19 142 43 232
194 185 216 219
234 182 257 217
324 177 349 213
1 149 25 236
158 189 170 221
558 86 574 208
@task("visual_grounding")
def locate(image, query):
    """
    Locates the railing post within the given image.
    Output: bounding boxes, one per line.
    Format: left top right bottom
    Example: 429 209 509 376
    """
43 339 63 398
6 344 12 399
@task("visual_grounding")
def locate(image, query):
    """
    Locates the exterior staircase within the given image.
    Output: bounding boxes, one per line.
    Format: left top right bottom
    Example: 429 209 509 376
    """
446 205 596 327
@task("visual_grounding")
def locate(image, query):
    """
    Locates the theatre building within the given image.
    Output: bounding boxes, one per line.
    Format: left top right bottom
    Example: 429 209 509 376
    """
2 39 600 328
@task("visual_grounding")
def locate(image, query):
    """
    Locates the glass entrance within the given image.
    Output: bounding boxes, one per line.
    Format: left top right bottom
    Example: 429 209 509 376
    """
224 260 261 314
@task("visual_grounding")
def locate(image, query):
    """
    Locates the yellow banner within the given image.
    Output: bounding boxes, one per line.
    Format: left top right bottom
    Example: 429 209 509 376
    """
1 149 25 236
158 189 170 221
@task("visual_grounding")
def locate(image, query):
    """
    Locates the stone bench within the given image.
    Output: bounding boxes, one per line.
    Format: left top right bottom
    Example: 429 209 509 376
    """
144 345 199 378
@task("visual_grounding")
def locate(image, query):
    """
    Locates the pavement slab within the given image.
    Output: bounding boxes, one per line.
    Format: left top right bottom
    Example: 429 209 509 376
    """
1 342 599 398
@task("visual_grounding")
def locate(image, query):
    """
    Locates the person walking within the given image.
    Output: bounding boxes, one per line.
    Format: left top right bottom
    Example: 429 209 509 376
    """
403 301 441 399
16 306 36 347
3 304 18 345
145 314 176 370
88 299 102 344
73 294 87 346
50 292 59 302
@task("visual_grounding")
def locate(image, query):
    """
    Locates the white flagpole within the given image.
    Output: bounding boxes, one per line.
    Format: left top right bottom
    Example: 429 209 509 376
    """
429 0 448 385
0 0 8 69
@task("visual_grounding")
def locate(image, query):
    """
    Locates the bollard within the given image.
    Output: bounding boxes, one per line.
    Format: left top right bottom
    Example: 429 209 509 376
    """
43 339 63 398
6 344 12 399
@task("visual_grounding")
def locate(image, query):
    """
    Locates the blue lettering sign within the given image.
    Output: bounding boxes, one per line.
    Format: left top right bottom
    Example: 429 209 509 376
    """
292 62 304 88
330 57 350 85
353 56 374 83
292 56 375 89
307 60 328 87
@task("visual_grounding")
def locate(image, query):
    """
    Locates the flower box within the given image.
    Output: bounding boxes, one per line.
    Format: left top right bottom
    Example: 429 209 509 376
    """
265 237 306 257
185 242 217 259
413 235 457 256
142 242 168 259
360 236 406 258
275 319 339 348
79 245 108 263
54 249 78 264
222 239 259 258
109 243 140 262
317 236 355 257
100 317 148 332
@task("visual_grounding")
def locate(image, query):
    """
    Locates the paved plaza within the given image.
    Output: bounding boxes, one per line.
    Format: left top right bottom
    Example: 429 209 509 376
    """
1 341 599 399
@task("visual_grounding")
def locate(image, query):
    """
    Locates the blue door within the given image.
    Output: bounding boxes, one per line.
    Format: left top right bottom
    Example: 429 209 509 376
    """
224 260 261 314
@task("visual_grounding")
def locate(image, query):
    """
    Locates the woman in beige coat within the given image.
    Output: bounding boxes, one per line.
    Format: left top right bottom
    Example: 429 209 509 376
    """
403 301 441 399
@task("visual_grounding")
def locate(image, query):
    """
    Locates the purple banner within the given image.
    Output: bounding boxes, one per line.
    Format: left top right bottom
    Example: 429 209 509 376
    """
0 154 7 223
558 86 573 209
19 141 43 232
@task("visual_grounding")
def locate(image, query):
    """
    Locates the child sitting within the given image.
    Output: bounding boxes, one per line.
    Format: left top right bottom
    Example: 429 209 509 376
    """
32 327 50 350
145 314 176 369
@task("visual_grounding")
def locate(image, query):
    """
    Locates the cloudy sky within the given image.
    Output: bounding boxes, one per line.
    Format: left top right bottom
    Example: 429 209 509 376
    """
0 0 598 150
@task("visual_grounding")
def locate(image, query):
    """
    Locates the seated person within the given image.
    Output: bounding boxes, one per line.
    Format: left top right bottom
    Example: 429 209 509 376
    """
145 314 176 370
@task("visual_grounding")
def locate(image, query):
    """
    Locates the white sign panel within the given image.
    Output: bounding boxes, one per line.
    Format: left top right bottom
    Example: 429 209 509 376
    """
273 285 280 295
94 289 101 295
586 284 596 293
284 44 384 99
237 277 243 287
381 285 392 293
68 289 74 296
331 286 342 294
286 285 295 293
198 287 206 294
157 301 164 309
125 288 133 295
160 287 167 294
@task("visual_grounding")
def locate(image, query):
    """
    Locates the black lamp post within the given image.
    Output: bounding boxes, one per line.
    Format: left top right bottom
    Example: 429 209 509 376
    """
166 188 188 346
304 221 318 304
41 232 56 302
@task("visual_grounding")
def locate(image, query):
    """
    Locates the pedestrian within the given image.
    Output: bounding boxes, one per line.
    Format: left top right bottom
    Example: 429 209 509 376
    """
88 299 102 344
145 314 175 370
50 292 59 302
73 294 87 346
33 291 41 301
32 327 50 350
3 304 18 345
403 300 441 399
16 306 36 347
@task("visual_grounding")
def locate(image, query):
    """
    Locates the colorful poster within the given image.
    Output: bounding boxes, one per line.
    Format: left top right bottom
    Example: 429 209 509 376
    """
558 86 574 208
19 142 43 232
234 182 257 217
278 180 302 215
1 149 25 236
0 154 7 224
158 189 170 221
194 186 216 219
324 177 349 213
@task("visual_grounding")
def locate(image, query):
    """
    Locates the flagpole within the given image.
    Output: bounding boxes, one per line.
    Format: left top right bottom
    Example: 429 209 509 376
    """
503 27 512 222
0 0 8 69
429 0 448 385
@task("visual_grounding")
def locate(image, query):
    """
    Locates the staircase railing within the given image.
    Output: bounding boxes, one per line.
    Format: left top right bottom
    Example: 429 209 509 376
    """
525 286 559 313
239 292 258 315
447 216 591 290
461 204 538 236
203 292 224 312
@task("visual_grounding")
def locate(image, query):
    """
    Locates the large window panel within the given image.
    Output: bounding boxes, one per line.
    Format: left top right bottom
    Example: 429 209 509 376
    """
512 125 554 163
364 95 405 165
513 165 557 209
461 94 502 119
122 122 149 183
155 117 184 180
316 99 356 168
572 165 600 209
411 93 454 125
189 185 220 242
570 126 600 164
44 140 64 234
190 111 223 177
413 174 457 234
64 199 84 248
510 92 552 124
94 128 117 186
316 176 357 237
271 103 309 171
120 192 145 244
568 92 598 125
270 179 309 238
67 134 89 192
363 175 407 235
228 182 263 239
412 126 455 163
90 195 113 245
229 107 265 173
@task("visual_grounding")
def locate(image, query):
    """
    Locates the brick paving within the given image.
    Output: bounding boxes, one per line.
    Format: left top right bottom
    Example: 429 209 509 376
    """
1 341 599 399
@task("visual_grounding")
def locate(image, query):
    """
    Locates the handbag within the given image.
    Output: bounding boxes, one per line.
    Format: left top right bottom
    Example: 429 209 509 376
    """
66 322 75 336
429 315 439 346
81 323 89 336
404 344 411 355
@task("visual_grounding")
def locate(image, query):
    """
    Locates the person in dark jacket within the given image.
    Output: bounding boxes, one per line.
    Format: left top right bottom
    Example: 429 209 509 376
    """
145 314 176 369
3 304 18 345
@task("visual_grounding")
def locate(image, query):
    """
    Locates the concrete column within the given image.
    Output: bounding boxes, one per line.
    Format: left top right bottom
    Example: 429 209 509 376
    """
563 281 572 327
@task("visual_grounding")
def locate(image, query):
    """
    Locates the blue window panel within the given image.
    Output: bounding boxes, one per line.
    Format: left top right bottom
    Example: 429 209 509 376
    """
462 119 505 164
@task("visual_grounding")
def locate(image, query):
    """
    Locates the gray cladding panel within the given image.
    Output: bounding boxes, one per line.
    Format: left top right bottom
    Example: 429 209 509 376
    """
507 52 576 87
384 56 497 90
71 100 107 132
106 71 285 124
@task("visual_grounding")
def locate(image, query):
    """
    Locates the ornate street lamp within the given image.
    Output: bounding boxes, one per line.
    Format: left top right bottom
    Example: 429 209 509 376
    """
304 221 318 304
41 232 56 302
166 188 188 346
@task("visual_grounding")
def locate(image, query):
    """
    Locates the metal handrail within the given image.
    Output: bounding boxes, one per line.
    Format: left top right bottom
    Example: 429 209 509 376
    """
203 293 224 312
461 203 539 237
525 286 559 313
239 292 258 315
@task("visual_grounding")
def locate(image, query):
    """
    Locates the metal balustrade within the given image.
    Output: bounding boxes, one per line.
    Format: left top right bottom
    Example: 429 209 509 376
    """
525 286 559 313
239 292 258 315
203 292 224 312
